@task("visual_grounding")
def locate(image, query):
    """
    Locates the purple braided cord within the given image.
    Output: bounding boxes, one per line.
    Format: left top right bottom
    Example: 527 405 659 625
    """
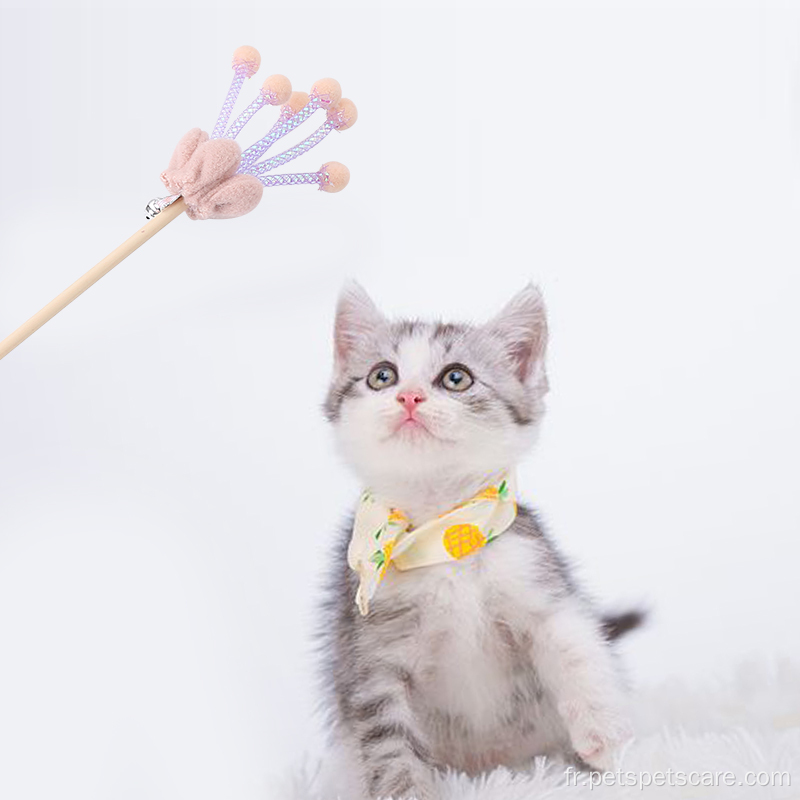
236 116 285 172
212 69 248 139
258 171 323 188
246 121 335 176
239 100 322 169
225 95 267 140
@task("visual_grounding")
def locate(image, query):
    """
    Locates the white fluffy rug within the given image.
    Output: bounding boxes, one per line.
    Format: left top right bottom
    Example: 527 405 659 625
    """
276 660 800 799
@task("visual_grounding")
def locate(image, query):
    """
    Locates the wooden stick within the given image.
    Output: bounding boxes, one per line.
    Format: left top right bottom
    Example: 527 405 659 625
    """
0 197 187 362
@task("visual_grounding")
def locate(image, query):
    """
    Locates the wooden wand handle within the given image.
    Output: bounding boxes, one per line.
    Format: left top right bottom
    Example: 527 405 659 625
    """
0 197 187 362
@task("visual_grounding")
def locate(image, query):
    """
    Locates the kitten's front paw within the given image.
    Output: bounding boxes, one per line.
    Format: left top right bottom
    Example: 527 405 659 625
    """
573 730 625 772
561 702 633 772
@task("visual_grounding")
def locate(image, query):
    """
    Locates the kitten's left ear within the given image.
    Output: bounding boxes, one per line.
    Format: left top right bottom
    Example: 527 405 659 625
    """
333 281 386 370
487 284 548 386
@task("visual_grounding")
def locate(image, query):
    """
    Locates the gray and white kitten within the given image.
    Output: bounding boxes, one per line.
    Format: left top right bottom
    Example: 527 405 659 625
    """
319 282 640 800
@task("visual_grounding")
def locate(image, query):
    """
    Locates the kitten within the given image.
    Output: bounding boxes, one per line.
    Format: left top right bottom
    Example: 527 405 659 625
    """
319 282 640 800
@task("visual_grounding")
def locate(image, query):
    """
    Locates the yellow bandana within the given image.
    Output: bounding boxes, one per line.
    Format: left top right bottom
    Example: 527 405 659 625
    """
348 472 518 615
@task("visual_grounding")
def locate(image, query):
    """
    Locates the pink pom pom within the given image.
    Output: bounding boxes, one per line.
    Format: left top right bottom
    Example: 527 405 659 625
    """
283 91 310 117
261 74 292 105
328 98 358 131
232 45 261 77
319 162 350 193
311 78 342 107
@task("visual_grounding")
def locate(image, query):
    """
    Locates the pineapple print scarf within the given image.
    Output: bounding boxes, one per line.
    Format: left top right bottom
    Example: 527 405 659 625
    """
348 472 518 616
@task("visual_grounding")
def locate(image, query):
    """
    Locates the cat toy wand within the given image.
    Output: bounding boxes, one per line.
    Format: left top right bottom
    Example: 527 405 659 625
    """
0 45 356 361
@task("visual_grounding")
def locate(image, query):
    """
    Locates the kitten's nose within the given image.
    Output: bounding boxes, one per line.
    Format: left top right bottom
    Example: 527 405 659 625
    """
397 390 427 412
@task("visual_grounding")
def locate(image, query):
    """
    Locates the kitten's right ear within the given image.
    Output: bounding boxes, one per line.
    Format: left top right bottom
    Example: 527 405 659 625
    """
487 283 549 387
333 281 385 369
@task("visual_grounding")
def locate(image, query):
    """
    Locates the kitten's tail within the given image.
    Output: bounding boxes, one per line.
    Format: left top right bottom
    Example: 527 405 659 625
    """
601 609 646 641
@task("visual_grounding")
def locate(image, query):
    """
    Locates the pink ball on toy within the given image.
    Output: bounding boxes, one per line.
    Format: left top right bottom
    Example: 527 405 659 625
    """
319 162 350 193
232 45 261 77
328 98 358 131
283 91 310 116
311 78 342 107
261 74 292 105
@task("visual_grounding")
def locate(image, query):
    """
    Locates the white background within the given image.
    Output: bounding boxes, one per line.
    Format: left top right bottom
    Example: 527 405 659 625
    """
1 1 799 798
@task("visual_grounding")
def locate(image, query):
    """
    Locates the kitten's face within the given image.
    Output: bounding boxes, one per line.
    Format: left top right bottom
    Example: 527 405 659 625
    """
324 283 549 488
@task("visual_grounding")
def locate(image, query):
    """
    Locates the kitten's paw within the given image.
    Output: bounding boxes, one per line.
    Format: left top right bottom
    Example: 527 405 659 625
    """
561 702 633 772
574 731 622 772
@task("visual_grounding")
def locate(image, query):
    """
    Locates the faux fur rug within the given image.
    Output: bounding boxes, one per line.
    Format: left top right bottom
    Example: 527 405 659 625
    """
276 660 800 799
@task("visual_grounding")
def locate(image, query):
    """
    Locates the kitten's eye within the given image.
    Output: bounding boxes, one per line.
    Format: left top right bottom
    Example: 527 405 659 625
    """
366 363 399 390
439 364 474 392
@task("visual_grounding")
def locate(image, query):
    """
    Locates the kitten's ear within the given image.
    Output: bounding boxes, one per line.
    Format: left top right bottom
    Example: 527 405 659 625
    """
487 284 548 385
333 281 386 369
